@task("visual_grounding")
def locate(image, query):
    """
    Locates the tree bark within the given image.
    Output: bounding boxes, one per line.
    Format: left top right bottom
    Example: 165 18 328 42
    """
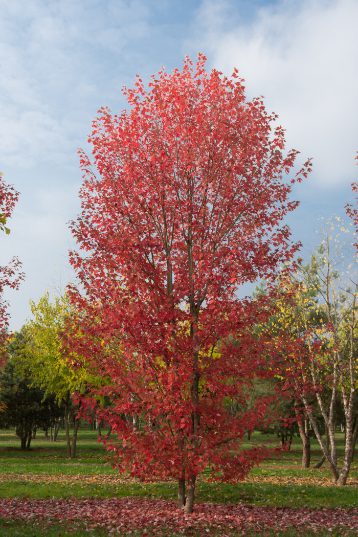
178 477 186 508
53 420 60 441
184 476 196 514
352 417 358 461
65 410 71 457
19 429 32 450
302 396 339 481
70 418 80 458
314 456 325 469
297 416 311 468
337 397 357 485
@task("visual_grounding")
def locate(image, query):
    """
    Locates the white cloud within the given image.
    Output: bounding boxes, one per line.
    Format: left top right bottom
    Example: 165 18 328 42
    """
190 0 358 186
2 0 356 331
0 0 156 329
2 183 79 328
0 0 153 169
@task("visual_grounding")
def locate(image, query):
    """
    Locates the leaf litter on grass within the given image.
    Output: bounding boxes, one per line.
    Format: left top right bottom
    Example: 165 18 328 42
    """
0 498 357 535
0 472 357 487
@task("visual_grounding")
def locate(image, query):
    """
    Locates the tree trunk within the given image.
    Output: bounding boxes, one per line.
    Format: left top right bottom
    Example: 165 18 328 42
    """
184 476 196 514
186 210 199 515
53 420 60 441
352 418 358 461
288 431 293 450
26 433 32 449
178 477 186 508
302 396 339 481
97 421 102 437
328 422 337 468
297 417 311 468
337 406 357 485
70 418 80 458
64 405 80 459
314 425 330 469
20 436 26 450
314 455 325 469
65 410 71 457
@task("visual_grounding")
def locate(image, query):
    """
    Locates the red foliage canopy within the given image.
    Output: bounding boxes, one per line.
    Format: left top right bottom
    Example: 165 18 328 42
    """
0 175 22 359
0 173 18 227
69 55 310 510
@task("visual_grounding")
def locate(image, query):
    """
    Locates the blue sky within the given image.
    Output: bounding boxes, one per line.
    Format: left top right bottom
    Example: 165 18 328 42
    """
1 0 357 329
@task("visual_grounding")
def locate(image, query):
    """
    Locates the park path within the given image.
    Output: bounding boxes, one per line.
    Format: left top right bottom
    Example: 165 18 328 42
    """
0 497 357 535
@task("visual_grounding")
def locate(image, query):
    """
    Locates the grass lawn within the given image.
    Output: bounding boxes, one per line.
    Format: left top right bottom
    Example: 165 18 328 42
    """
0 428 356 535
0 519 356 537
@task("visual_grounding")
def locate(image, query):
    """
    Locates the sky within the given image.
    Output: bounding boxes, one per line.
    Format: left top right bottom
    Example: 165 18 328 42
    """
1 0 357 330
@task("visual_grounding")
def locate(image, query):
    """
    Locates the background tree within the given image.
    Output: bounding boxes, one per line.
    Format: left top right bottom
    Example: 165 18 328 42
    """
69 54 310 513
0 173 23 364
267 219 357 484
15 293 88 458
260 279 320 468
0 332 57 450
0 172 18 235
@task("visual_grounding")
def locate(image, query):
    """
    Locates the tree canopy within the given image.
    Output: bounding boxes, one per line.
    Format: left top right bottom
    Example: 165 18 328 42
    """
68 55 310 512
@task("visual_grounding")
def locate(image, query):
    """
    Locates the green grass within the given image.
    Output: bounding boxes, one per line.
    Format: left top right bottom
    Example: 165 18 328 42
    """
0 520 109 537
0 520 356 537
0 428 357 535
0 478 355 508
0 429 113 475
0 428 351 476
0 428 356 509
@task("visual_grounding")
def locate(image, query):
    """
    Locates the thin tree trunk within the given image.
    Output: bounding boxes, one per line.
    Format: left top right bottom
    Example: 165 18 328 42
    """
314 424 329 468
184 476 196 514
352 418 358 461
184 181 200 515
337 392 357 485
53 420 60 441
337 295 357 484
302 396 339 481
97 421 102 437
312 382 337 469
178 476 186 508
65 409 71 457
314 455 325 469
289 433 293 450
327 361 337 467
70 418 80 458
297 417 311 468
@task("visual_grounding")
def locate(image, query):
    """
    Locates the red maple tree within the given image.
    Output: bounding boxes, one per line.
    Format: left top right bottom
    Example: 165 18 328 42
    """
69 55 310 512
0 174 22 362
